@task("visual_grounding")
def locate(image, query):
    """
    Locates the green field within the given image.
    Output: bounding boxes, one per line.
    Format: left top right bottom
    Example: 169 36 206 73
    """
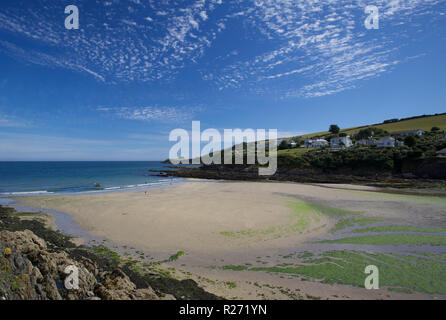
301 113 446 138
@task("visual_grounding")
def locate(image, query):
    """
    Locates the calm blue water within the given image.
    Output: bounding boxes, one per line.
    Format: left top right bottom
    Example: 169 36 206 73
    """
0 161 179 195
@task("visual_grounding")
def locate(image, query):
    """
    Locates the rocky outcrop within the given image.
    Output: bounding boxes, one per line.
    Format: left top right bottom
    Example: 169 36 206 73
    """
162 163 446 186
162 165 391 183
0 205 218 300
0 230 173 300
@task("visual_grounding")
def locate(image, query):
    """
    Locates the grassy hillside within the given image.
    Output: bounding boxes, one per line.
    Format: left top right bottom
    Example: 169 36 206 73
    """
277 147 313 157
183 113 446 164
301 113 446 139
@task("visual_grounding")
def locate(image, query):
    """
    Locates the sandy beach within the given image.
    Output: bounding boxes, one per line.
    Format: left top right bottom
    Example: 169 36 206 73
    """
16 180 334 255
14 180 446 300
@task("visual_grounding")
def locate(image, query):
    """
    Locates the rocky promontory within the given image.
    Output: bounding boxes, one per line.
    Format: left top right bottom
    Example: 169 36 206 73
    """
159 164 446 188
0 205 217 300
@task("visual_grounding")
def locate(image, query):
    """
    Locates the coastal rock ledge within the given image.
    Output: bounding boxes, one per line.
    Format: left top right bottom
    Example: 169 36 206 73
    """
0 230 174 300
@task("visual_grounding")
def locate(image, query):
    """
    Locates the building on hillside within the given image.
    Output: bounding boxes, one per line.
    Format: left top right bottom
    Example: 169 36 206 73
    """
356 139 377 146
275 139 299 149
436 148 446 158
443 131 446 140
303 138 328 149
391 129 425 137
312 139 329 148
330 136 353 149
376 136 396 148
302 139 313 148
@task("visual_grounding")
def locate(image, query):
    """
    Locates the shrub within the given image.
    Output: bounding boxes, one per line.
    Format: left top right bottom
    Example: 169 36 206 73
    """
278 140 290 150
404 136 417 148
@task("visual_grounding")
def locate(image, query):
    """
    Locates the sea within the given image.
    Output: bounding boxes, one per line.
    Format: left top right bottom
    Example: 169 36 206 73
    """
0 161 185 197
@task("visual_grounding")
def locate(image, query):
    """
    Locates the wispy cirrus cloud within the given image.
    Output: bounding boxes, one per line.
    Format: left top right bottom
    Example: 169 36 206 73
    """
0 0 444 98
205 0 445 97
0 0 225 83
98 105 201 123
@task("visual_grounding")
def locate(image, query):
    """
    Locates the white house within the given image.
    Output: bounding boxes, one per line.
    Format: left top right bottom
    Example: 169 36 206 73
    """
330 136 353 149
376 136 396 148
312 139 329 148
356 139 377 146
303 138 328 149
391 129 425 137
274 139 299 148
395 140 404 147
302 139 313 148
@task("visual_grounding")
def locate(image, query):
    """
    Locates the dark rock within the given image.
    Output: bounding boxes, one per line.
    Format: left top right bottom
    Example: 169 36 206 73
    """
0 206 218 300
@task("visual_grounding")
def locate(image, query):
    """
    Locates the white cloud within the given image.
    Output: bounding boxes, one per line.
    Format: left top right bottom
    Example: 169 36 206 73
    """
0 0 226 82
98 105 201 123
0 0 443 98
207 0 444 97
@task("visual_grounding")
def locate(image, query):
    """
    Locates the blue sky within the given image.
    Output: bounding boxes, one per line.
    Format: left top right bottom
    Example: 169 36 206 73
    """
0 0 445 160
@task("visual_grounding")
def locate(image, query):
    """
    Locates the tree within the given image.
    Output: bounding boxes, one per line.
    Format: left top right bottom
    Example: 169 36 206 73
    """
329 124 340 135
431 126 440 132
278 140 289 150
355 127 388 140
404 135 417 148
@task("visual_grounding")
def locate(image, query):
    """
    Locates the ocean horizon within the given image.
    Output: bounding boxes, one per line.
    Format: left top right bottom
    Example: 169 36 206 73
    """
0 161 182 195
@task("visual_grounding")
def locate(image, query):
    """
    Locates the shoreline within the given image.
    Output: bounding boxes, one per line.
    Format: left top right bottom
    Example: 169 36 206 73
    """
0 176 188 198
2 178 217 250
